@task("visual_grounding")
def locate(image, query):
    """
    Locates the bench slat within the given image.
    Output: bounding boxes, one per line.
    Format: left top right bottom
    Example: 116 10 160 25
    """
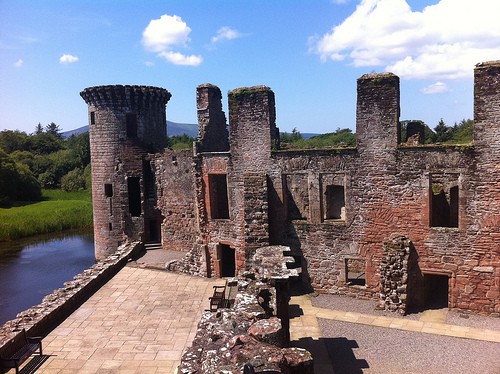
0 329 43 373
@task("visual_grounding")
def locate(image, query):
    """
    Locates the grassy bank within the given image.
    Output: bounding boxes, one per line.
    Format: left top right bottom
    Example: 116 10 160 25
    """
0 189 93 241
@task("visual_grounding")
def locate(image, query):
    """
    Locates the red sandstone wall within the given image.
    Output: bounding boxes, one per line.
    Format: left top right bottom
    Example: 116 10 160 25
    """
155 150 197 252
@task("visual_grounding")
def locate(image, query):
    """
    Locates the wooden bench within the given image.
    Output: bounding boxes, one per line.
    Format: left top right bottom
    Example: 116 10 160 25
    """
0 329 42 374
208 285 226 311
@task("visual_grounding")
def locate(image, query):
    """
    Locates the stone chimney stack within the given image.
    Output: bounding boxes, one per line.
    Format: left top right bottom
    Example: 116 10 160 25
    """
228 85 278 173
356 73 400 152
195 84 229 153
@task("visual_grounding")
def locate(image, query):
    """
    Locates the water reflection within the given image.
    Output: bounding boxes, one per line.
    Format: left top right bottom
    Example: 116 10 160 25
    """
0 231 95 325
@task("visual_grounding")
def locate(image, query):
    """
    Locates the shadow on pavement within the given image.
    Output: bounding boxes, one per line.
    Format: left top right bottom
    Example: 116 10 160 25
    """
293 337 369 374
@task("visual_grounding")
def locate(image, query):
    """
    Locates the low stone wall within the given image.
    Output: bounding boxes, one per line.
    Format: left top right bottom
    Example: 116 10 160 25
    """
178 246 314 374
0 241 142 358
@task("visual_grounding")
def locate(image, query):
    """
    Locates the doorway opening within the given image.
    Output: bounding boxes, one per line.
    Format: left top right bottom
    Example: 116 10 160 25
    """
424 273 449 309
219 244 235 277
127 177 141 217
148 219 161 243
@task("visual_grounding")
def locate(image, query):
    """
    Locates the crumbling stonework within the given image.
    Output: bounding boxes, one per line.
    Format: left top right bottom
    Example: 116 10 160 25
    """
82 61 500 315
377 234 414 314
177 246 313 374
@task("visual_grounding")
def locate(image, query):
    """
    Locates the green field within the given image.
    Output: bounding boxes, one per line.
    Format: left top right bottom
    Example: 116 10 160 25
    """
0 189 93 241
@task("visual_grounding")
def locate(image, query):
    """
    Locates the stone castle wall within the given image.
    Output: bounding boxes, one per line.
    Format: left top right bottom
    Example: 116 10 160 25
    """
82 61 500 315
80 85 171 259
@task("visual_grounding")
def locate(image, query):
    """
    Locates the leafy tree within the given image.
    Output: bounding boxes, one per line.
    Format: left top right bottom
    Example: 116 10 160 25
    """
280 128 355 149
0 130 31 154
61 168 86 192
83 164 92 190
300 128 356 148
31 132 64 154
434 119 454 143
0 148 41 204
452 118 473 143
34 149 80 188
45 122 62 138
66 132 90 168
281 128 303 143
34 123 44 135
10 150 35 170
38 170 58 189
424 125 437 144
168 134 196 150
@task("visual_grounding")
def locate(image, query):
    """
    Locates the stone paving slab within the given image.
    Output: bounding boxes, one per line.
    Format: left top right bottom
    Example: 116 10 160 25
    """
20 266 224 374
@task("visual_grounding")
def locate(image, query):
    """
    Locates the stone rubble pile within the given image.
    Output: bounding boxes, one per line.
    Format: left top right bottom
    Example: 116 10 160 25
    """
178 246 313 374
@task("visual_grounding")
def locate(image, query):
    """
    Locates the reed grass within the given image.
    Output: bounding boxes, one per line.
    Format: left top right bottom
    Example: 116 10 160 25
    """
0 189 93 241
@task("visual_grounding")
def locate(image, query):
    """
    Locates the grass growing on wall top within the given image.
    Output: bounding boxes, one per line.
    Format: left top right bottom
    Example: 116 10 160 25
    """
0 189 93 241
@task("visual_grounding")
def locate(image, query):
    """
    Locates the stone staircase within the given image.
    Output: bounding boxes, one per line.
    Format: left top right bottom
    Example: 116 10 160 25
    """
144 242 162 251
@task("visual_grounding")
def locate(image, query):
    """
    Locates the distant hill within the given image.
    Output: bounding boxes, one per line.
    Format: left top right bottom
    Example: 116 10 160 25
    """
62 121 198 138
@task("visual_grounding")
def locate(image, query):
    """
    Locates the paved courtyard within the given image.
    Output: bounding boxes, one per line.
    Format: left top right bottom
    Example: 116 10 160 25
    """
12 262 500 373
35 266 224 373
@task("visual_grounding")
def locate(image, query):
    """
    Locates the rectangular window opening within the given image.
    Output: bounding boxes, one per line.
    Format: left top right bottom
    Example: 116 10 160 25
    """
108 222 112 231
104 183 113 197
90 111 95 125
430 175 459 228
208 174 229 219
127 177 141 217
126 113 138 138
345 258 366 286
324 185 345 220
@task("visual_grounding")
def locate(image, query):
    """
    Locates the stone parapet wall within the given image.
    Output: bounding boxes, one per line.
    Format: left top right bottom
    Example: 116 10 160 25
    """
178 246 313 374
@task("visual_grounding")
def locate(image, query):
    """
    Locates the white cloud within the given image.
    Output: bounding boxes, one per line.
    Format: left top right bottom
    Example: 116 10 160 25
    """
14 59 23 68
420 81 450 94
311 0 500 80
158 51 202 66
142 14 202 66
142 14 191 52
59 54 79 64
211 27 242 44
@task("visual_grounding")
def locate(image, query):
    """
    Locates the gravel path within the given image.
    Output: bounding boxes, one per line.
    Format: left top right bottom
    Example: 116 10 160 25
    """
316 319 500 374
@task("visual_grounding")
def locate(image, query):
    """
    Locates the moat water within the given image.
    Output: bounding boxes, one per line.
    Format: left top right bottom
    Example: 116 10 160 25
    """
0 231 95 325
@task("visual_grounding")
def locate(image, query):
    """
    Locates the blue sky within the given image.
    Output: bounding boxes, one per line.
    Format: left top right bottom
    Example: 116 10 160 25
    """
1 0 499 135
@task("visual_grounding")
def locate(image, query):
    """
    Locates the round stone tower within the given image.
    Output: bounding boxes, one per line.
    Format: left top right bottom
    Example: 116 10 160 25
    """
80 85 171 260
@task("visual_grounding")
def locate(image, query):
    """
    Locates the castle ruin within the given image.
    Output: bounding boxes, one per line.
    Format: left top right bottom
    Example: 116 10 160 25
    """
81 61 500 316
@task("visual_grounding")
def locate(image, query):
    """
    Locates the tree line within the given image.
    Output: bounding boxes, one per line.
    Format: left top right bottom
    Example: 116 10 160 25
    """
0 118 474 205
280 118 473 148
0 123 90 205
